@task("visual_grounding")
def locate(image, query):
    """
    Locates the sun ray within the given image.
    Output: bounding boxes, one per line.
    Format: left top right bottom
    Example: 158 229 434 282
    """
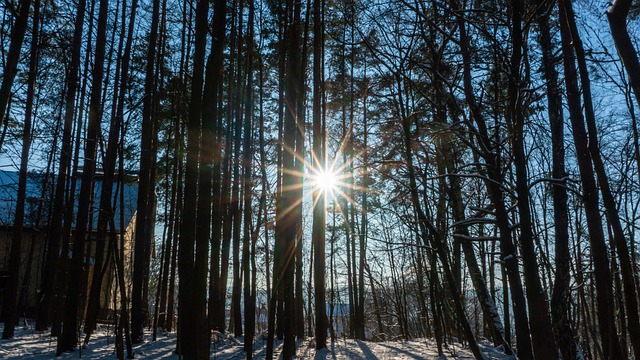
274 196 305 223
276 118 375 219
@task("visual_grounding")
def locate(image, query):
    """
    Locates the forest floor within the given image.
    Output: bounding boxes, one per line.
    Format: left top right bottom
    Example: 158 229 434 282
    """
1 321 513 359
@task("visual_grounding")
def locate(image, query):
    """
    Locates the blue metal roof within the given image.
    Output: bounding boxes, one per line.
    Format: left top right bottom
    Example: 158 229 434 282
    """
0 170 138 233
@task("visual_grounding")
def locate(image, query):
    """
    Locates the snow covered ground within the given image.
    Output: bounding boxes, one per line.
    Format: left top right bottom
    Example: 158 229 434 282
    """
0 321 513 359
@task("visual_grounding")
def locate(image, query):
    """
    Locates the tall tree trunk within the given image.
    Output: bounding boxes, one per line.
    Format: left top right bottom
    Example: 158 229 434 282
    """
230 0 245 336
357 54 369 342
157 134 175 332
36 0 86 332
398 78 484 359
455 6 533 358
294 0 310 340
242 0 256 356
58 0 109 352
312 0 327 349
208 0 225 335
194 0 225 356
564 2 640 357
267 3 287 356
113 147 133 358
608 0 640 110
1 0 38 338
507 1 557 357
558 1 624 358
83 0 137 342
535 1 576 358
0 0 31 131
178 0 208 355
276 0 302 356
167 122 183 333
131 0 161 344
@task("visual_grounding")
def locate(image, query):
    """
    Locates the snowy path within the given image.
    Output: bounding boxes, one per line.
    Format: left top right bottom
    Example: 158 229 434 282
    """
1 323 512 359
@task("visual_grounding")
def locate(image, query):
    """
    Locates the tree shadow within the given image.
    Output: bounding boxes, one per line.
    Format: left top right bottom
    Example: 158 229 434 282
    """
355 339 380 360
376 341 437 359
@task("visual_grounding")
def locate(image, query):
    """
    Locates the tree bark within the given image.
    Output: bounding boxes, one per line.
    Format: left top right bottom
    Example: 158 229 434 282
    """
507 1 557 357
2 0 38 338
312 0 327 348
242 0 256 355
454 5 533 358
58 0 109 352
177 0 208 355
131 0 161 344
558 1 624 357
608 0 640 109
0 0 31 130
535 1 576 357
563 2 640 357
36 0 86 333
83 0 138 342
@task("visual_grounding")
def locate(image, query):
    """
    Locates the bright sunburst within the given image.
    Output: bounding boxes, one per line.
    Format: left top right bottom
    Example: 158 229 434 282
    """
313 169 338 193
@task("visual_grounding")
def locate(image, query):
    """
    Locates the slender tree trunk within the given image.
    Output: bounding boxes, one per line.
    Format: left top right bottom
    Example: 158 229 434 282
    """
230 0 245 336
166 123 183 333
276 0 302 356
535 2 576 358
242 0 256 356
558 1 624 357
0 0 31 129
455 7 533 358
36 0 86 332
113 153 133 358
294 0 310 340
207 0 225 335
177 0 208 355
131 0 161 343
608 0 640 110
507 1 557 357
195 0 225 355
58 0 109 352
398 80 484 359
312 0 327 349
564 2 640 357
157 132 176 331
267 3 287 356
1 0 38 338
83 0 137 341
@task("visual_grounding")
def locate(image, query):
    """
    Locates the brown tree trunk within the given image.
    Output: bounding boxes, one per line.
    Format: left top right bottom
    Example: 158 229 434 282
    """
192 0 225 355
131 0 161 344
0 0 31 130
276 0 302 356
1 0 38 338
312 0 327 348
58 0 109 352
36 0 86 333
398 81 484 359
267 3 287 356
177 0 208 356
242 0 255 356
83 0 138 342
294 0 310 340
166 122 183 333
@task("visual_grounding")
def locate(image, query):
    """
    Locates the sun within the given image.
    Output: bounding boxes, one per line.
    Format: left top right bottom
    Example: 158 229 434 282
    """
313 169 338 193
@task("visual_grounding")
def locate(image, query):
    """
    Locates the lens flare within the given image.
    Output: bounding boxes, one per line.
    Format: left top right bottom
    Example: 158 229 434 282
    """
314 169 338 193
